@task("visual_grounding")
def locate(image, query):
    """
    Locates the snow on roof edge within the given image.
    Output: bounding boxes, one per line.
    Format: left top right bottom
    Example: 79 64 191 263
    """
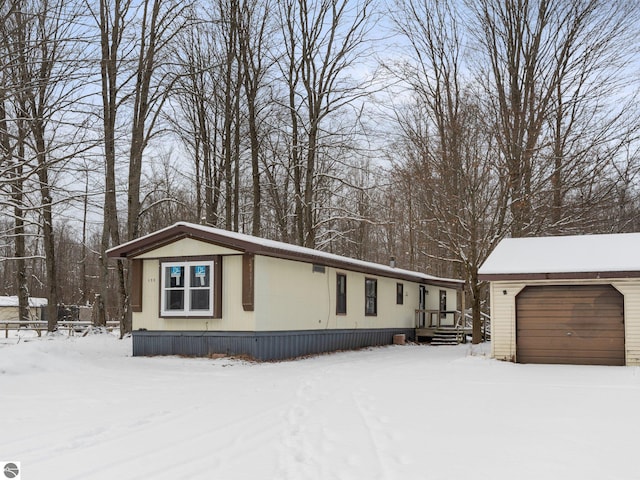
0 296 48 307
479 232 640 276
111 221 464 286
179 222 464 285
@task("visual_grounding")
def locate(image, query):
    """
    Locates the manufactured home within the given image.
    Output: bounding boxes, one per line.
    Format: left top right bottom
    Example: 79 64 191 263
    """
479 233 640 366
108 222 464 360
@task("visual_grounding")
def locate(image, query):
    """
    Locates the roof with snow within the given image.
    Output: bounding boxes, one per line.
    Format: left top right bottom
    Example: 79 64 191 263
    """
0 296 48 308
107 222 464 289
478 232 640 280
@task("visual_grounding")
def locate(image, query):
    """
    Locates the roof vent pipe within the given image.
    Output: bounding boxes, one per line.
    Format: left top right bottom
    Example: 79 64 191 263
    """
390 257 396 268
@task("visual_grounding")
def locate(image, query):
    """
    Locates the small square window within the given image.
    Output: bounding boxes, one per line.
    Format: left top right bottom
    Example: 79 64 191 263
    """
313 264 326 273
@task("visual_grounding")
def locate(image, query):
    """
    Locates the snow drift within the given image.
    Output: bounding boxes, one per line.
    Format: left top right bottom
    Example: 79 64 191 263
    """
1 333 639 479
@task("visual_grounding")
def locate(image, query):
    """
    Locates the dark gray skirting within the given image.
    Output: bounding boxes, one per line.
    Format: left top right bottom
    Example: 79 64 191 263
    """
132 328 416 361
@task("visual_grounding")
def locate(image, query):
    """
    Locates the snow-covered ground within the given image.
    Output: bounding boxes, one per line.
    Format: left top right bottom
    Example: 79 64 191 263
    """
1 332 640 480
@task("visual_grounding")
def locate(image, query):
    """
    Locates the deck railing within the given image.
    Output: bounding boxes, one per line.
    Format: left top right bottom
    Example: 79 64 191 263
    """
460 310 492 341
415 309 491 341
414 309 460 329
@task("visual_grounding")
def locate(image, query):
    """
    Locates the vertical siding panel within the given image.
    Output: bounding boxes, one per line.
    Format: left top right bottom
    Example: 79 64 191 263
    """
133 328 413 360
613 281 640 366
133 328 415 361
627 285 640 365
489 282 527 362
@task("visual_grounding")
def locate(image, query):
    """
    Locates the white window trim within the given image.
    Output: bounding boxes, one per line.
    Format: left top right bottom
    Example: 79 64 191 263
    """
160 260 215 317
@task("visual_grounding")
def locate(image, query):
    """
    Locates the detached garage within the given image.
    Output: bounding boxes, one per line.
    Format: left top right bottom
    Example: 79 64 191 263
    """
478 233 640 366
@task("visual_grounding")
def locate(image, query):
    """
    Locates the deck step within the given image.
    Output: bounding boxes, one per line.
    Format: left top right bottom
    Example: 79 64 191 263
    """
430 328 462 346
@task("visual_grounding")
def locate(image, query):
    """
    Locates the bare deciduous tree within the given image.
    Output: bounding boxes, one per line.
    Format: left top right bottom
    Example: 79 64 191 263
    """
90 0 191 334
2 0 90 331
387 0 509 342
471 0 640 237
238 0 274 236
0 0 30 323
277 0 377 247
89 0 134 327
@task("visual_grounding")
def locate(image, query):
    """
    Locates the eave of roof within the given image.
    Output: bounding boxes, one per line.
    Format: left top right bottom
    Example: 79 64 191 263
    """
478 232 640 282
478 271 640 282
107 222 465 289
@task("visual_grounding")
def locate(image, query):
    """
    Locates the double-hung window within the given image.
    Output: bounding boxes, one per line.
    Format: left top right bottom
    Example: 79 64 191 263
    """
161 260 215 317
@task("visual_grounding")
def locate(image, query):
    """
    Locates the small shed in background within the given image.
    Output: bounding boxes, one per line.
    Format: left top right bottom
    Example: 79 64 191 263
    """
478 233 640 366
0 296 48 322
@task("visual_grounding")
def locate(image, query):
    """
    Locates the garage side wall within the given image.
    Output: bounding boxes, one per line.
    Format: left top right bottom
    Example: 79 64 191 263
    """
489 279 640 366
611 281 640 366
489 281 525 362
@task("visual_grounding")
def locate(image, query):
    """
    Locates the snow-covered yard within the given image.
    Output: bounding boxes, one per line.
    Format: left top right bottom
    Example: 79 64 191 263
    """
1 332 639 480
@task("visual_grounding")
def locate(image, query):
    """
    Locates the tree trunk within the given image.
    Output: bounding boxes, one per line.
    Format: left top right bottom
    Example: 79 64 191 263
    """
35 142 58 333
0 89 29 322
92 293 106 327
99 0 128 335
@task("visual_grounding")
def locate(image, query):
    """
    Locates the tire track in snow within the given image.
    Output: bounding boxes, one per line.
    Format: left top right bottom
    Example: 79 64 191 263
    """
349 388 397 479
32 398 289 480
276 375 325 479
274 354 409 480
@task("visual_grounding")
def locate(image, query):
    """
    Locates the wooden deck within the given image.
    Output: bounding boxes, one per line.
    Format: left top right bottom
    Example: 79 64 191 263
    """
415 310 468 345
415 326 472 338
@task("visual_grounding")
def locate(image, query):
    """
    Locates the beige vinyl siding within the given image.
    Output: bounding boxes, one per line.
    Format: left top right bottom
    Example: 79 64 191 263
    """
253 255 432 332
133 255 256 332
488 278 640 366
421 287 445 312
611 280 640 366
489 282 525 361
135 237 242 259
132 244 460 335
253 255 332 331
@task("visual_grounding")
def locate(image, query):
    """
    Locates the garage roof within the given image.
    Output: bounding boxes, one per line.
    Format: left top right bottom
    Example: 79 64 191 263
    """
107 222 464 289
478 233 640 280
